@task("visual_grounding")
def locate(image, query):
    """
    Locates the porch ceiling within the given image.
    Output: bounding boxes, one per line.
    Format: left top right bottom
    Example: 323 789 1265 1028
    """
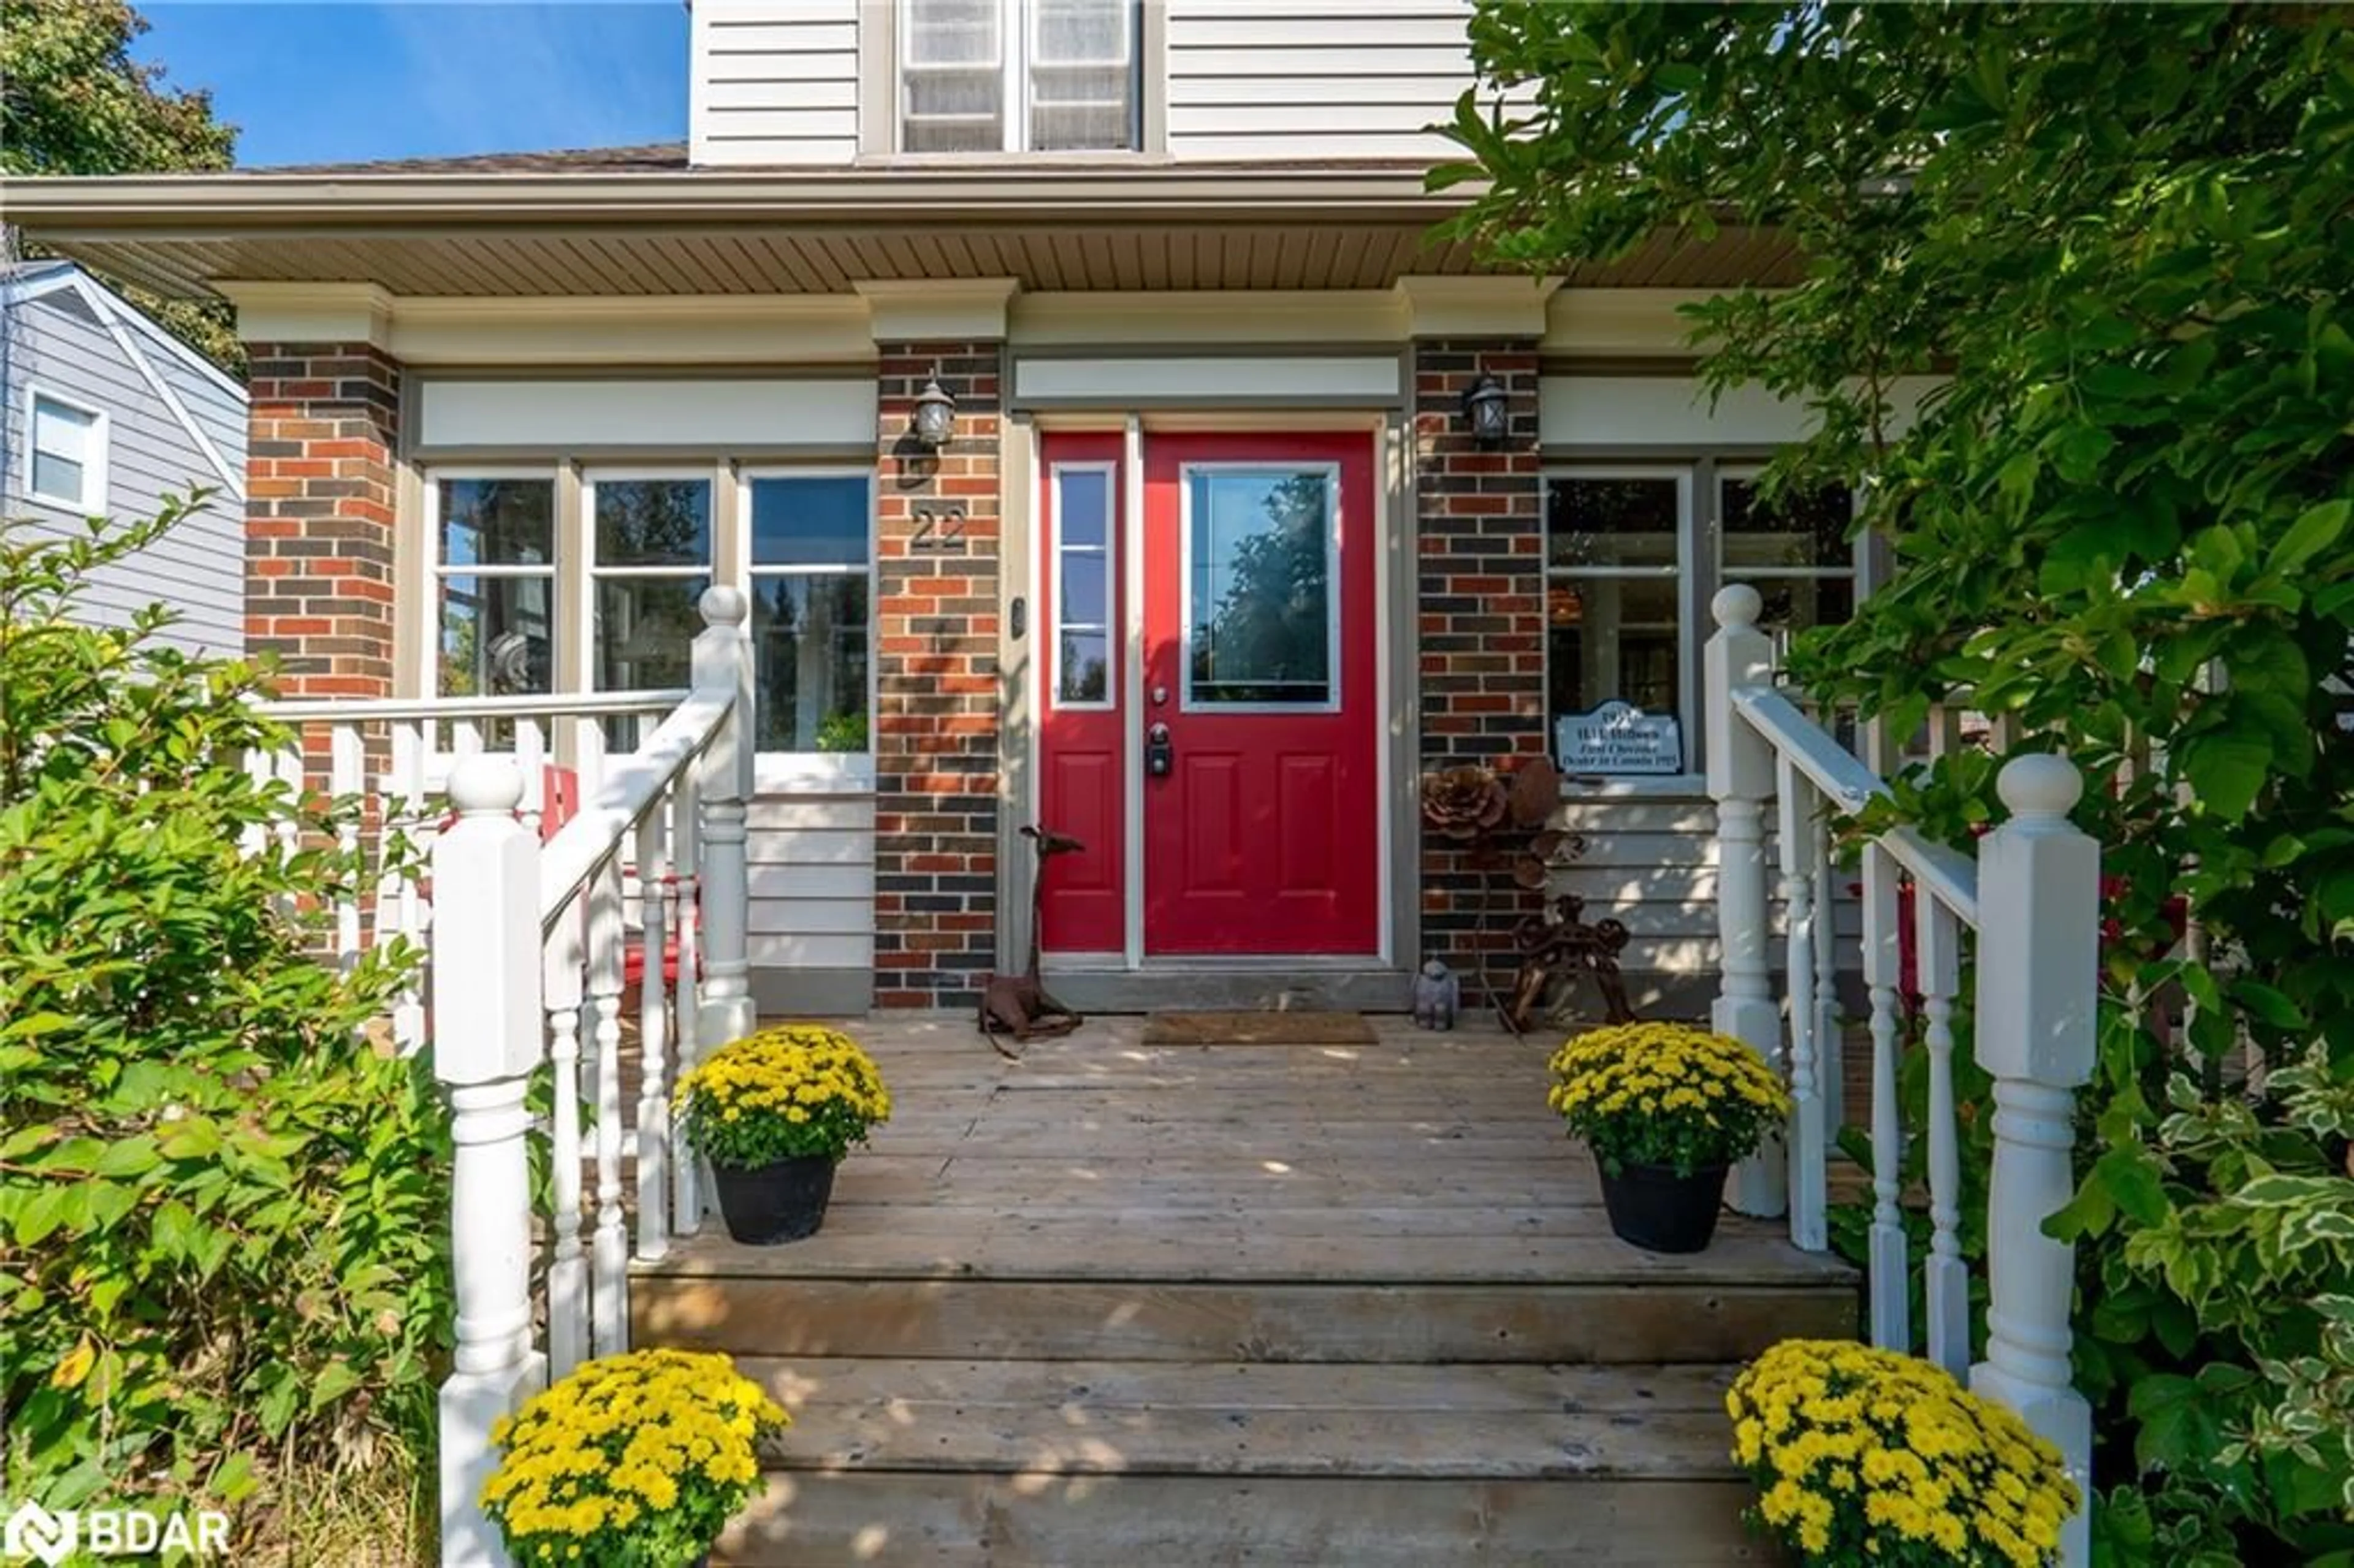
2 164 1798 300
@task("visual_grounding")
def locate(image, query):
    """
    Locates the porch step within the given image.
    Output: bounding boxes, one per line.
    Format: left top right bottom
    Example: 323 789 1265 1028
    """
631 1017 1848 1566
715 1357 1772 1566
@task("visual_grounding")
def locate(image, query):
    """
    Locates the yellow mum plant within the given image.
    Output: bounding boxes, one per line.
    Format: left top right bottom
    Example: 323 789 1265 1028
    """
673 1022 893 1168
1546 1020 1789 1176
482 1347 788 1567
1727 1339 2080 1566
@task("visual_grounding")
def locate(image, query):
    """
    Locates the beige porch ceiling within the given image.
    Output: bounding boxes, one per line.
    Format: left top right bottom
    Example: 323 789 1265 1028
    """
2 162 1797 300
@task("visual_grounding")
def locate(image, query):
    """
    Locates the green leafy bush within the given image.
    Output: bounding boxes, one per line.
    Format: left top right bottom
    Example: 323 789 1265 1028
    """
1445 4 2354 1559
0 506 448 1542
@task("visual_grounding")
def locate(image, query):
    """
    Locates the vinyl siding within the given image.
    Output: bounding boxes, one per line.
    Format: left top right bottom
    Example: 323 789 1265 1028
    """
1 288 246 657
1165 0 1478 163
747 791 877 972
1551 794 1861 981
691 0 864 167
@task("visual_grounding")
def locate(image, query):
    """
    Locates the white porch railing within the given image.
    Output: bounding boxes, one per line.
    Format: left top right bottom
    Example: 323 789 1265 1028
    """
257 587 757 1568
1704 584 2100 1566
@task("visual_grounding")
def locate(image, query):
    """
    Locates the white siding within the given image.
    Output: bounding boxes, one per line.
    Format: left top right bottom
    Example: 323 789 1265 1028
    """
1165 0 1477 163
1 287 246 657
747 791 876 972
1551 794 1860 981
692 0 864 167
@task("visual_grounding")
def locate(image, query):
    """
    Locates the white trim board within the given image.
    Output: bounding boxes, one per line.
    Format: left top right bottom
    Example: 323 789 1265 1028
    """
414 379 878 451
1540 375 1943 448
1015 356 1402 405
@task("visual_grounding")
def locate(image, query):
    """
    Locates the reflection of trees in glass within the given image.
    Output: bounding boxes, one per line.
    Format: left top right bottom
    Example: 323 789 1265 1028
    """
440 602 480 697
1192 471 1330 702
443 479 553 565
1060 633 1108 701
752 576 869 752
596 481 710 565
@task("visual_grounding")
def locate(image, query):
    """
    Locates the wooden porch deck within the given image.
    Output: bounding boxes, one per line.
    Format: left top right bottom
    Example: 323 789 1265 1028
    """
634 1014 1852 1565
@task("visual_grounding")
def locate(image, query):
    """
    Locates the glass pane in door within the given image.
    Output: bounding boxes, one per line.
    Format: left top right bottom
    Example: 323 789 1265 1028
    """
1184 468 1335 707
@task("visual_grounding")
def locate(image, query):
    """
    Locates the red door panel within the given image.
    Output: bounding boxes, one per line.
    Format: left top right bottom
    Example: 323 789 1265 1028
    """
1141 433 1379 956
1035 433 1126 954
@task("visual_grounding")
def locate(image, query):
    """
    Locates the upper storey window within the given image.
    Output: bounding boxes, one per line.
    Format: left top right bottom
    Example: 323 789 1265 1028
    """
901 0 1138 153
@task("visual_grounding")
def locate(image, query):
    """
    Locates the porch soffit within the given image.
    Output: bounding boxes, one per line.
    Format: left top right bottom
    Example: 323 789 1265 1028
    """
3 169 1797 303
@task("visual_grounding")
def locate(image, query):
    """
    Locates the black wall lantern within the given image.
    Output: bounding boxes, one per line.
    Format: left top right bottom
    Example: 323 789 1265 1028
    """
910 370 958 450
1461 374 1509 449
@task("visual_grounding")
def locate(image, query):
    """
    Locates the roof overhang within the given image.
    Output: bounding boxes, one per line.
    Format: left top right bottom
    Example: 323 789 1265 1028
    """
1 164 1795 303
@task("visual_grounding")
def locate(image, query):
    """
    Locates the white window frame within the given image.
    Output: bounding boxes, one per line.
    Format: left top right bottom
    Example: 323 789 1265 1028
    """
1048 459 1118 711
1542 466 1698 777
24 384 110 514
740 466 880 791
899 0 1138 154
424 466 563 701
1715 466 1862 661
581 467 717 702
1178 460 1344 717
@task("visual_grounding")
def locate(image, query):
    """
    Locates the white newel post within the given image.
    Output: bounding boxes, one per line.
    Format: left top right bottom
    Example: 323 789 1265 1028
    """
693 586 757 1051
433 759 547 1568
1971 755 2099 1567
1705 585 1786 1218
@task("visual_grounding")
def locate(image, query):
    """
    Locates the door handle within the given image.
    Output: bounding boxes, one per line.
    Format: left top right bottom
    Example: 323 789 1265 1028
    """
1145 722 1174 778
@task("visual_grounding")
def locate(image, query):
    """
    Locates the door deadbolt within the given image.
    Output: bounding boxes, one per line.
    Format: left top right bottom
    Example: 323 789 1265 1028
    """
1146 723 1174 778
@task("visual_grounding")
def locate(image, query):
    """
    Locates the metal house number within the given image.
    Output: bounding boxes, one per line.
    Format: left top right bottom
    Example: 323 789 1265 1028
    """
909 501 969 555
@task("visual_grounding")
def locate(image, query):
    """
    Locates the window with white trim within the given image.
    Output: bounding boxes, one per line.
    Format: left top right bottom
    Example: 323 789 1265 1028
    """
1051 463 1114 706
26 389 107 512
424 465 878 759
435 476 557 698
746 473 873 753
1544 467 1857 774
901 0 1138 153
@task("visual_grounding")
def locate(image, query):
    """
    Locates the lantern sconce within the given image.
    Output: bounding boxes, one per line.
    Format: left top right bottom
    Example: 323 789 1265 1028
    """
1461 374 1509 449
910 369 958 450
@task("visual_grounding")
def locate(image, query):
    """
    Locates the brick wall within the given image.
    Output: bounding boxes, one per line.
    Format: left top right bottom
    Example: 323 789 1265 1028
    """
244 343 402 703
872 344 1003 1010
1413 340 1547 973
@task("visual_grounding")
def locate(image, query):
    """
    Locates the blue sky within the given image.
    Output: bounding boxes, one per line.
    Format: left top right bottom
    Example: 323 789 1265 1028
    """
134 2 689 167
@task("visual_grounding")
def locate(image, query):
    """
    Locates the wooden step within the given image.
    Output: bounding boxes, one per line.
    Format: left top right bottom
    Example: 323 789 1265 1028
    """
711 1357 1772 1566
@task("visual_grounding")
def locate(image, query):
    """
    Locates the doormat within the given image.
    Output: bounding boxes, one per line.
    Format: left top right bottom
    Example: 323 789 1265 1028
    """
1141 1011 1377 1047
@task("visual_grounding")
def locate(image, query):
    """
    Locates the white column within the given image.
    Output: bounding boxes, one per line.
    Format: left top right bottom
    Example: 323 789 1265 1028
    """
1919 891 1970 1378
693 586 757 1051
1971 754 2099 1567
669 774 705 1233
431 758 546 1568
330 722 365 973
1777 758 1827 1252
633 807 672 1263
1705 585 1786 1218
390 720 429 1053
585 856 628 1357
1859 844 1910 1351
541 902 588 1381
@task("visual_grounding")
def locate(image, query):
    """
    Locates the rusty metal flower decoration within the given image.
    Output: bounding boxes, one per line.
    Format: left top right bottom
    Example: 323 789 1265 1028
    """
1420 765 1509 840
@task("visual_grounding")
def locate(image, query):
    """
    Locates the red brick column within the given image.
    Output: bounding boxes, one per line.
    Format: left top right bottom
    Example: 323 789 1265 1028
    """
1413 340 1547 973
243 343 402 701
872 344 1002 1010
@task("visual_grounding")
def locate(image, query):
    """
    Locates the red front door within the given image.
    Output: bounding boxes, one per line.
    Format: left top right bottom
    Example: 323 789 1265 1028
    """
1140 434 1380 955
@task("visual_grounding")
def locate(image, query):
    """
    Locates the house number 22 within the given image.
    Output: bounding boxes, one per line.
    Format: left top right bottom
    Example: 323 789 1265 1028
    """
909 502 968 554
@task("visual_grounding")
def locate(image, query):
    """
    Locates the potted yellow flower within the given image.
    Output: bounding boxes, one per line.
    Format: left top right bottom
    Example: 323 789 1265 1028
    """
1545 1020 1789 1252
1726 1339 2079 1565
482 1347 788 1567
674 1023 893 1244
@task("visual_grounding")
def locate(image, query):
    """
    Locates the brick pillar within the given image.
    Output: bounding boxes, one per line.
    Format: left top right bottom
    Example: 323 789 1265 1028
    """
1413 340 1546 975
244 343 402 700
872 344 1002 1010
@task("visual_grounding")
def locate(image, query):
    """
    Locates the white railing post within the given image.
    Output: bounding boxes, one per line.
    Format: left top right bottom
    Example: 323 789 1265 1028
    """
633 807 672 1262
1706 585 1787 1218
329 723 364 973
1919 894 1970 1378
669 773 704 1234
692 586 756 1051
585 857 628 1357
1777 758 1829 1251
542 902 589 1382
1971 754 2099 1566
1859 844 1909 1351
431 758 546 1568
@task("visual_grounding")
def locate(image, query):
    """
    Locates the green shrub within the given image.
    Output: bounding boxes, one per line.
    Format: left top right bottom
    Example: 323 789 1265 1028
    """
0 504 448 1543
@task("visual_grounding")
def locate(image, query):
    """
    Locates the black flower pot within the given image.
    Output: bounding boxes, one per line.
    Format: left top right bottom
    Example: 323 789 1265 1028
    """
711 1154 838 1244
1596 1158 1729 1254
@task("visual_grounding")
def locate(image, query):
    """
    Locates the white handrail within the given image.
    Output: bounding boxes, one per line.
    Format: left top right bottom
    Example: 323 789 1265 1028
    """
255 688 688 723
1705 584 2099 1566
537 689 734 934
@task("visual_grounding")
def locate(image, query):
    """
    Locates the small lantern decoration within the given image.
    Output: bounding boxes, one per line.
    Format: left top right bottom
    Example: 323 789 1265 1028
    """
910 370 958 449
1461 374 1509 449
